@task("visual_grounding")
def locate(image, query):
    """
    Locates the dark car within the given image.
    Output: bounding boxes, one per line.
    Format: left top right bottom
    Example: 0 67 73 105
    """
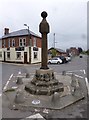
56 56 67 63
79 55 83 58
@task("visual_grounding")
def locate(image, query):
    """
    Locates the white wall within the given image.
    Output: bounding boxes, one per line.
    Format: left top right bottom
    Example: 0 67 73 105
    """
0 48 7 61
2 48 24 63
31 47 41 64
1 46 41 64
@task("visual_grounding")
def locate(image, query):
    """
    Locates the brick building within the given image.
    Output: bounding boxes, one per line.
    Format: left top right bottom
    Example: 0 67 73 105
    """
0 28 42 64
66 47 79 56
48 47 67 59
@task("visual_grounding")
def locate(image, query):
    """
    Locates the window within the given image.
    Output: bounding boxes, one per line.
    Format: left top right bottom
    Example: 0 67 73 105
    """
33 47 38 51
7 48 10 51
33 37 37 47
19 38 26 47
0 52 2 58
29 39 32 46
52 58 58 60
12 39 15 47
16 52 21 60
19 39 22 47
7 52 10 59
8 39 10 47
23 38 26 46
15 47 24 51
3 40 5 48
34 52 38 59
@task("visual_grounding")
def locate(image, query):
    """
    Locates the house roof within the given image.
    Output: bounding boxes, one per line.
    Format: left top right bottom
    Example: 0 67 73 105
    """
2 29 41 39
48 47 66 53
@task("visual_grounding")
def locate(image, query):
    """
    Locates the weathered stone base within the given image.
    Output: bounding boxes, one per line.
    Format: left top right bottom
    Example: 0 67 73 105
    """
2 73 86 110
25 69 64 95
10 92 84 110
3 84 84 111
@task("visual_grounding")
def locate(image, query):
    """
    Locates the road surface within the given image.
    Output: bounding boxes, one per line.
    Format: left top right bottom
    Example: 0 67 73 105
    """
1 55 88 119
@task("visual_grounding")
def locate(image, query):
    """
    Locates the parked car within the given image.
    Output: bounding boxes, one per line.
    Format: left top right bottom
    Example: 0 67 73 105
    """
79 55 83 58
56 56 67 63
65 56 71 62
48 57 62 64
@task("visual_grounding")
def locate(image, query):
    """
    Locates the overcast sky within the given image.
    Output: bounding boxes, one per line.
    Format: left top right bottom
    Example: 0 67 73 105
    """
0 0 87 50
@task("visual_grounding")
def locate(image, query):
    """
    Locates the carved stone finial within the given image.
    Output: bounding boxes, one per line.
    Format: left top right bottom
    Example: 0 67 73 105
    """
41 11 48 19
39 11 49 34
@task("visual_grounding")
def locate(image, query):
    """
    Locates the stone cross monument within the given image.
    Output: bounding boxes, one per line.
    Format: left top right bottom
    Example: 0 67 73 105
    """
39 11 49 69
25 11 64 95
6 11 85 112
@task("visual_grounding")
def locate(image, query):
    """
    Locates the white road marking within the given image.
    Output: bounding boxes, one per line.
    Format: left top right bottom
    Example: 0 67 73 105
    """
0 94 2 97
3 74 13 90
12 86 18 89
67 69 86 74
67 69 83 72
85 77 89 95
26 113 44 119
18 71 21 75
74 74 84 79
66 73 84 78
83 69 86 74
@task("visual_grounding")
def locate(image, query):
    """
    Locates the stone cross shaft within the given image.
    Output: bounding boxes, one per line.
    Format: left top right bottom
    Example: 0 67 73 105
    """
39 11 50 69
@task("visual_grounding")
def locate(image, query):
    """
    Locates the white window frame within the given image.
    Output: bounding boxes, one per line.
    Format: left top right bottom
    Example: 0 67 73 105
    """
23 38 26 46
19 38 26 47
3 40 5 48
7 52 10 59
33 37 37 47
8 39 10 47
16 52 21 60
34 51 38 59
0 52 2 58
12 39 15 47
19 38 23 47
29 39 32 46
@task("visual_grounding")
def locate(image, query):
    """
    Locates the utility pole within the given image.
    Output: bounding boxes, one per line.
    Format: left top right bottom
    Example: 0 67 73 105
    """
54 33 55 48
53 33 57 48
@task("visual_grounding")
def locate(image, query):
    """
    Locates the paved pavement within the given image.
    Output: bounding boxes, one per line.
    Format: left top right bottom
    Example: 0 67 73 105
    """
1 55 89 119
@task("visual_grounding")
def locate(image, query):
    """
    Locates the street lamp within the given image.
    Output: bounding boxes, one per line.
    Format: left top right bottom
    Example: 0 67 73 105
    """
24 24 31 46
24 24 32 64
24 24 29 30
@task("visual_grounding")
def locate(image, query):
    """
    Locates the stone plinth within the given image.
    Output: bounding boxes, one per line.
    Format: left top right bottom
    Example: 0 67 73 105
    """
25 69 64 95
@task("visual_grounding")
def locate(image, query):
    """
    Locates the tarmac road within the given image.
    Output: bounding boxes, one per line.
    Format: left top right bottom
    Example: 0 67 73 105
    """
1 55 88 119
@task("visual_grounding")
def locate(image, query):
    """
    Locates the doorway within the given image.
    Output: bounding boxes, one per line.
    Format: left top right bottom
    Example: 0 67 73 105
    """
24 52 27 64
29 47 31 64
4 51 6 62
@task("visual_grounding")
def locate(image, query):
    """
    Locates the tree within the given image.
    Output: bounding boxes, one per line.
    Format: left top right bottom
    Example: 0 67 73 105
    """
51 49 57 58
86 49 89 55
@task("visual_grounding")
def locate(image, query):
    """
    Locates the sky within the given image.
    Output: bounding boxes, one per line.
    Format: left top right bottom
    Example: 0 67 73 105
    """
0 0 88 51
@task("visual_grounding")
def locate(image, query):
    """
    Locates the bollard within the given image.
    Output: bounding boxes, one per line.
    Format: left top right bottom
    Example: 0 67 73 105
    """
16 76 23 85
62 71 66 76
14 89 25 103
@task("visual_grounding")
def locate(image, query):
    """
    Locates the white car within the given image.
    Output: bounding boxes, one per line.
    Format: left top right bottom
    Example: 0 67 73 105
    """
48 57 62 64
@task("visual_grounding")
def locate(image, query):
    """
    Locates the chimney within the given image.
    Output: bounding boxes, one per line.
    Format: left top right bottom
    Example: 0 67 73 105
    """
4 28 9 35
